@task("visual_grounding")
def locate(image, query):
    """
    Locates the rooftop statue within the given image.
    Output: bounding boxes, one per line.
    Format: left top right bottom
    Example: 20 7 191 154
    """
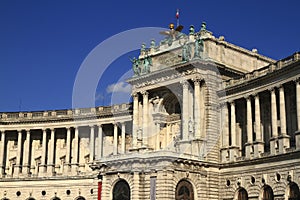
194 34 204 58
200 22 206 31
160 23 184 46
130 57 141 76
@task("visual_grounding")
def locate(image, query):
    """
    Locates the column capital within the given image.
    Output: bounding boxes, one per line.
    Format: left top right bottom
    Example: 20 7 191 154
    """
132 92 139 98
253 93 260 98
180 80 189 88
192 77 202 85
245 95 252 100
0 130 5 134
140 90 148 96
278 84 284 90
294 77 300 84
229 100 235 106
268 86 277 92
89 125 95 128
49 128 55 132
98 124 103 128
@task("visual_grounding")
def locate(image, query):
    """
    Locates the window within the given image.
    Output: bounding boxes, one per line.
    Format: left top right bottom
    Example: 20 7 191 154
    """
113 179 130 200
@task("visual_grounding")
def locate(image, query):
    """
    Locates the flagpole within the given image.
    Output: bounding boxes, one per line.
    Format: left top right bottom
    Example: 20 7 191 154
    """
176 9 179 27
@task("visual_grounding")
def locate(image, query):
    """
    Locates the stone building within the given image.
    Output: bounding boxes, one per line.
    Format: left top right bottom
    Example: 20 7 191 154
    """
0 22 299 200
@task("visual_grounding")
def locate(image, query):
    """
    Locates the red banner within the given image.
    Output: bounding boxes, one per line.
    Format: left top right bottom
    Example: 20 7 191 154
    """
98 182 102 200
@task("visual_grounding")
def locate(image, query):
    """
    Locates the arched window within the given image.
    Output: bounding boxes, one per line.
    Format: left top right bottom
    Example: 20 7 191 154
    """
113 179 130 200
262 185 274 200
237 187 248 200
288 182 300 200
175 179 194 200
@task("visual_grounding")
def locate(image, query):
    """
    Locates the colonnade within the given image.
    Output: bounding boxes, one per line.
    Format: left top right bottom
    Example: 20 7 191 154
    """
0 122 128 177
221 80 300 162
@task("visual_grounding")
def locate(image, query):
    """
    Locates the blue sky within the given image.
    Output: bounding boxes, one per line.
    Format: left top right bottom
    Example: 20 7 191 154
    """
0 0 299 112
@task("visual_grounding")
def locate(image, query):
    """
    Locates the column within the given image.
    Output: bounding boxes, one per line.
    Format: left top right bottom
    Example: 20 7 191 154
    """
142 91 149 147
15 130 22 176
41 129 47 174
295 80 300 149
279 86 287 135
72 126 79 173
65 127 71 170
230 102 236 146
121 123 126 154
253 94 264 156
229 101 239 161
0 130 5 175
194 79 201 139
245 96 253 158
155 123 160 150
89 125 95 161
270 88 278 154
132 92 139 149
97 125 103 159
47 128 55 175
22 129 31 175
278 85 290 152
220 103 229 162
113 124 118 155
181 80 189 140
254 94 262 141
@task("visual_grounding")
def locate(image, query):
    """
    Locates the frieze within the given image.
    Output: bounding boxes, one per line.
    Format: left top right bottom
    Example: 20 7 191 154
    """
134 68 199 89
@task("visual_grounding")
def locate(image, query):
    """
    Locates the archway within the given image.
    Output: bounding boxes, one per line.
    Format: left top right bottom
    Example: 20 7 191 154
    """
262 185 274 200
236 187 248 200
175 179 194 200
287 182 300 200
113 179 130 200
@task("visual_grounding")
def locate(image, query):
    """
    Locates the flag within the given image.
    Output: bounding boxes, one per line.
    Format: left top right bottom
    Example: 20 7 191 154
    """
176 9 179 19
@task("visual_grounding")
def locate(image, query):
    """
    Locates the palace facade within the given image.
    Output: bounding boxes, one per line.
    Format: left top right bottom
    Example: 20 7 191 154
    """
0 23 300 200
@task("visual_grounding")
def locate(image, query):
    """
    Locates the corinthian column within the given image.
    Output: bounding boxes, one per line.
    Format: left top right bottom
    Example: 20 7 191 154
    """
230 101 236 147
278 85 290 153
193 79 201 139
181 80 189 140
295 80 300 149
253 94 264 157
0 130 5 175
142 91 149 147
245 96 253 158
65 127 71 171
97 125 103 159
89 125 95 161
47 128 55 175
132 92 139 149
14 130 22 177
229 101 239 161
41 129 47 174
72 126 79 173
113 123 118 155
121 123 126 154
269 88 278 155
22 129 31 175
